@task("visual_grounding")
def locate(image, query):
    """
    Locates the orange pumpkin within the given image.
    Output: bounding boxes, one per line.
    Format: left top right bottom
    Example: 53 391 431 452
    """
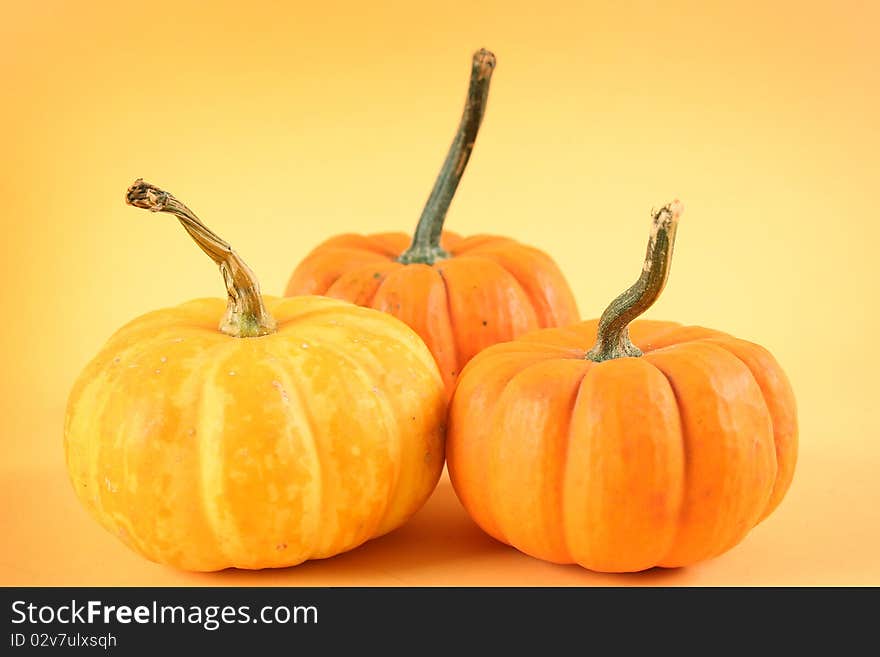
64 180 446 571
286 49 579 392
447 201 797 572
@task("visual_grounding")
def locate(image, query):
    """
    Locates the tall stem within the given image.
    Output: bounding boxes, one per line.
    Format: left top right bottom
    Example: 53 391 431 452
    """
586 200 684 362
398 48 496 265
125 179 276 338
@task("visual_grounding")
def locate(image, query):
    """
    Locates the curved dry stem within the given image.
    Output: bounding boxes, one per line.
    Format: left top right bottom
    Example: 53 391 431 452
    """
587 200 684 362
125 179 276 338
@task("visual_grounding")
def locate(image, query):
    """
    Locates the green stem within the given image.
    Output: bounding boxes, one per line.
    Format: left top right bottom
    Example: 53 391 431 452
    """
586 200 684 362
125 179 277 338
398 48 496 265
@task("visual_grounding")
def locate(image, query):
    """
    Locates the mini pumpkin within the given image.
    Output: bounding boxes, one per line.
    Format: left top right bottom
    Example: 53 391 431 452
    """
447 201 797 572
286 49 579 392
64 180 446 571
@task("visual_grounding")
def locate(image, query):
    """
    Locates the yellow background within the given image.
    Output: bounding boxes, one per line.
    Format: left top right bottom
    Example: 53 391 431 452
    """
3 0 878 585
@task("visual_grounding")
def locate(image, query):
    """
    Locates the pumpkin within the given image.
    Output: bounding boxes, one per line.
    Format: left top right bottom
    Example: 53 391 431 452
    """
285 49 579 392
447 201 797 572
64 180 446 572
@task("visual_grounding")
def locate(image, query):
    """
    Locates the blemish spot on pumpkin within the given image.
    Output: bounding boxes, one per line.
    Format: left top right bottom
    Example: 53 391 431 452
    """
482 320 488 326
113 357 121 364
276 543 287 551
372 386 380 394
271 380 290 404
160 356 167 363
373 272 381 279
187 428 196 437
424 451 432 463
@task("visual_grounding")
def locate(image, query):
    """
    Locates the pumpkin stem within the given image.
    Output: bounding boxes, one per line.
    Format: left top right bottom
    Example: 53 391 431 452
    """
586 200 684 362
397 48 496 265
125 179 277 338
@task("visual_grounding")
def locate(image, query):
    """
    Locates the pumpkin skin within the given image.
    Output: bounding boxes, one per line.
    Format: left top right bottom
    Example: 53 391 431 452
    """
65 295 446 572
447 318 798 572
286 232 579 392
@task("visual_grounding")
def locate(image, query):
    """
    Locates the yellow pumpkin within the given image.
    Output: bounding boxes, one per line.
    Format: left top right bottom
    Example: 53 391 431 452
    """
64 180 446 571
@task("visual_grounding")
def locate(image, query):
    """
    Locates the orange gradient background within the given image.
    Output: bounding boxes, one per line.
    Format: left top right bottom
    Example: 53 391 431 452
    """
2 1 878 585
